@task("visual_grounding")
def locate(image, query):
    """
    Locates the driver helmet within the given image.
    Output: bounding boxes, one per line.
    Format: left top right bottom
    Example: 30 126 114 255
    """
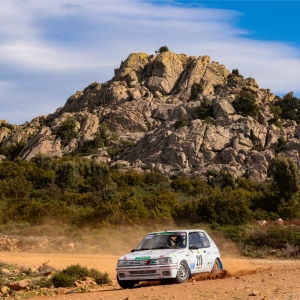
175 235 186 248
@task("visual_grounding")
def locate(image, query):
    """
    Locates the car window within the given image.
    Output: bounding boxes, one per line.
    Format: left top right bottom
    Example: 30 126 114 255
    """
199 232 210 248
189 232 203 248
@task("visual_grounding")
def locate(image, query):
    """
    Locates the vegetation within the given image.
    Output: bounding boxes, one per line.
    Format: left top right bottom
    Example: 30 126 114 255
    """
50 264 110 288
175 116 189 129
0 142 25 160
197 100 213 119
0 262 111 297
231 68 243 78
276 92 300 124
156 45 169 54
0 156 299 230
190 82 204 100
232 90 259 118
57 117 78 147
0 147 299 258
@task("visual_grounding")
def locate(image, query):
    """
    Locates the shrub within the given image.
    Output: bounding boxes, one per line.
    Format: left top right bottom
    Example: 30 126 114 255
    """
51 264 89 288
61 264 90 278
89 268 111 285
274 136 286 153
156 45 169 54
232 90 259 118
0 142 25 161
51 272 75 288
197 100 212 119
252 142 265 152
0 121 15 131
276 92 300 123
271 155 299 202
175 116 188 129
231 68 243 77
268 105 283 128
57 117 78 147
190 83 204 100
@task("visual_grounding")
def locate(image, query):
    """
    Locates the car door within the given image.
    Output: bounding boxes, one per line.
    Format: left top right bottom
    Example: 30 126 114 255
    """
198 231 215 272
188 232 205 274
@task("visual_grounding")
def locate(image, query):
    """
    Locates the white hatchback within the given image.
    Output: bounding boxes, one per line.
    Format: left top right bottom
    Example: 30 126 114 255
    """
116 229 223 289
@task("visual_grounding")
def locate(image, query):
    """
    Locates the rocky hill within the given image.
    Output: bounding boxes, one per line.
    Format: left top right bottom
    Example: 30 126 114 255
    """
1 50 299 181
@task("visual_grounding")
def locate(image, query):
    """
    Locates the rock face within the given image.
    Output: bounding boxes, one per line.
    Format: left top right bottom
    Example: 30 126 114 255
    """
0 51 298 181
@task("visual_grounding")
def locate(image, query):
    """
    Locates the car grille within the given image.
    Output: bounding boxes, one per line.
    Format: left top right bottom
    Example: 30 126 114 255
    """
127 260 145 266
129 270 156 275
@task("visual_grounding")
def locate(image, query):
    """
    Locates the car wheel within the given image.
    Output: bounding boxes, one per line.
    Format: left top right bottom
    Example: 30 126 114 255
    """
174 260 190 283
117 275 137 289
211 259 221 273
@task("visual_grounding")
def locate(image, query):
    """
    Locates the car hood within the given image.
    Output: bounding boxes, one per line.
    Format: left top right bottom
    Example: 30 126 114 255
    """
118 248 187 261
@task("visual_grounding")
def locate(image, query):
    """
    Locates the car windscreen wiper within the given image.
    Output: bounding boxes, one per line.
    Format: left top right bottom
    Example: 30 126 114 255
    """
152 246 170 249
137 248 150 251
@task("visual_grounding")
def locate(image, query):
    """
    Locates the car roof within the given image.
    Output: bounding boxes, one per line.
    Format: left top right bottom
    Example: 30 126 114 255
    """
148 229 208 234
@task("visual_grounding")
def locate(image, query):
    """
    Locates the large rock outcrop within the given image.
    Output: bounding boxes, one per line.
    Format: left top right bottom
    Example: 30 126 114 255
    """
0 51 298 181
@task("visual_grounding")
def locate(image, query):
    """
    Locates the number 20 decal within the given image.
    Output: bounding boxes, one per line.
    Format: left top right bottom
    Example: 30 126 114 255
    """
196 255 203 266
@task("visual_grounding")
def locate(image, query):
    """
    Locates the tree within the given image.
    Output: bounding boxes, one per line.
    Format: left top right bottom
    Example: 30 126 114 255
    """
155 46 169 55
232 90 259 118
276 92 300 123
271 156 299 202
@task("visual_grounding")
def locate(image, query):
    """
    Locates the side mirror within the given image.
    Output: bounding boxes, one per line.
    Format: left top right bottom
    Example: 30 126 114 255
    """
131 249 136 253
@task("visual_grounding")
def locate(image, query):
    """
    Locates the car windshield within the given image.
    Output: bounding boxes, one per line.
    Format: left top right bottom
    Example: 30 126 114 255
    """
136 232 187 250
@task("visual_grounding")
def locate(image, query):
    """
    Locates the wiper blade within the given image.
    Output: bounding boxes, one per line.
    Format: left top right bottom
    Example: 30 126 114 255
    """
138 248 150 251
152 246 169 249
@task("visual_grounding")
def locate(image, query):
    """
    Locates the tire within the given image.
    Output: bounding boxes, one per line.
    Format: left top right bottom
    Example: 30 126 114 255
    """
117 275 137 289
174 260 190 283
211 259 221 273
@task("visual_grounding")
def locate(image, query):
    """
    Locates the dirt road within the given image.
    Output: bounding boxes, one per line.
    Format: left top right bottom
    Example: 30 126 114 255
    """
2 252 300 300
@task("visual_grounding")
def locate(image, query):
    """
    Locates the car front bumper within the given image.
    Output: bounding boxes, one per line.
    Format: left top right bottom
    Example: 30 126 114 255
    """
116 264 178 281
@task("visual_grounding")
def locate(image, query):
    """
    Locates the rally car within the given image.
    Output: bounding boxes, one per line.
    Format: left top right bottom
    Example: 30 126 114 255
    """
116 229 222 289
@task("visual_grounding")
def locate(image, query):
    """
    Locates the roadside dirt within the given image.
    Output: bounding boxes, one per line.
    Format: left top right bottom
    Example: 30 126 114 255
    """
1 252 300 300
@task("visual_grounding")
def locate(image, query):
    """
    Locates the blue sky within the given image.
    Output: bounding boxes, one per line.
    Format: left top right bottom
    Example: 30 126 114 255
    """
1 0 300 125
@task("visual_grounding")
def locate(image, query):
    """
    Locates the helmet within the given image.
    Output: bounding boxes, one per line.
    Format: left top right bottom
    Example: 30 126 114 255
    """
175 235 186 247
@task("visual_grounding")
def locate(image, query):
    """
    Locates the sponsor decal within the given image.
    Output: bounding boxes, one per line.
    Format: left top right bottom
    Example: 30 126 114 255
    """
190 263 195 269
135 256 151 260
145 234 154 240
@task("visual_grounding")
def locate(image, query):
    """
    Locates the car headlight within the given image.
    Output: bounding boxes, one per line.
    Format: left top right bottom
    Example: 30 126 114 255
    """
117 260 127 267
158 257 172 265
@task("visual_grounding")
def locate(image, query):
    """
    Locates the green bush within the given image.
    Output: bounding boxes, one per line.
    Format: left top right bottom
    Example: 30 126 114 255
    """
89 268 111 285
268 105 283 128
232 90 259 118
57 117 78 147
51 272 75 288
61 264 90 278
0 142 25 161
190 83 204 100
197 100 212 119
276 92 300 123
51 264 111 288
157 45 169 54
231 68 243 78
274 136 286 153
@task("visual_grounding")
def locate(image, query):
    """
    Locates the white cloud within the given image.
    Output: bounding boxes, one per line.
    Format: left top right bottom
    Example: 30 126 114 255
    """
0 0 300 124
